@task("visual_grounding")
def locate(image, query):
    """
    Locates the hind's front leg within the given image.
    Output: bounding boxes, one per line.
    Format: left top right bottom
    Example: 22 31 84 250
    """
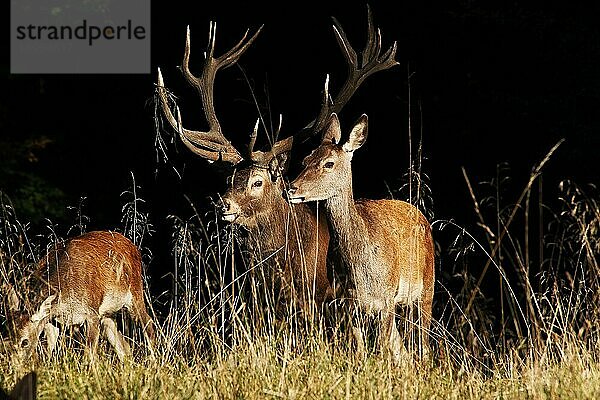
380 307 405 364
101 317 131 362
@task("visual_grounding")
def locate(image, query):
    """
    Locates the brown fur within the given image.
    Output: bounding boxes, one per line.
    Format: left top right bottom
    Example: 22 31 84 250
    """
10 231 154 361
222 164 331 310
289 114 435 359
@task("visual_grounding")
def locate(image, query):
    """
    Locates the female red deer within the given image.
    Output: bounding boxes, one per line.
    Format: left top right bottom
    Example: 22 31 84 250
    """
288 114 435 360
7 231 154 362
155 9 398 310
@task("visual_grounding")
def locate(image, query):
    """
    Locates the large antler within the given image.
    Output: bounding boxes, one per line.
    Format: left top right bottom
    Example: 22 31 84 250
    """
265 6 399 160
316 6 399 131
156 23 262 165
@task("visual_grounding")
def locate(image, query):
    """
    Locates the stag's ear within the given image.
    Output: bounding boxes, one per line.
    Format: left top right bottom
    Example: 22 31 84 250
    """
342 114 368 153
30 294 56 322
268 153 289 181
321 114 342 145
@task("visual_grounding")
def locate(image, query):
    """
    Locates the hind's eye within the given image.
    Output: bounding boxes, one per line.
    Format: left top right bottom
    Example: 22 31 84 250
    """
252 179 263 188
20 339 29 348
324 161 334 169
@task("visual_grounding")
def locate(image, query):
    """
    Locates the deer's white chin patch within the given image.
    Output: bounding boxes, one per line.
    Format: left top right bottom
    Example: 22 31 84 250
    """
221 213 238 222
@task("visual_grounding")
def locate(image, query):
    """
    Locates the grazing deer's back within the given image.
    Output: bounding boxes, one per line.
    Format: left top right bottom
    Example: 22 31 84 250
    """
38 231 142 310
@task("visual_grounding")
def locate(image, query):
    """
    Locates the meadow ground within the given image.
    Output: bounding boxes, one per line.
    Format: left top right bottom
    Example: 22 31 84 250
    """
1 147 599 399
1 332 600 399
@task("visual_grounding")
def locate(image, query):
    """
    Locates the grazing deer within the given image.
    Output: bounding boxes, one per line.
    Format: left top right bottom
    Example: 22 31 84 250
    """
288 114 435 359
155 8 398 309
157 10 397 310
6 231 154 362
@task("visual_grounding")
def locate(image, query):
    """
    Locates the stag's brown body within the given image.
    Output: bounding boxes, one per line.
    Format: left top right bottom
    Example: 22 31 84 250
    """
289 114 435 359
10 231 154 361
250 203 331 307
222 168 331 307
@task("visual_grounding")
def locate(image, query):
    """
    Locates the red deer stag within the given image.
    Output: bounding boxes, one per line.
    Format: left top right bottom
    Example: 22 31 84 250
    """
155 9 398 309
7 231 154 362
288 114 435 360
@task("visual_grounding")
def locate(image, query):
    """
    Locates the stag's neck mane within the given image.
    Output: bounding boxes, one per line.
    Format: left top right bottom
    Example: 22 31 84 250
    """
252 195 316 253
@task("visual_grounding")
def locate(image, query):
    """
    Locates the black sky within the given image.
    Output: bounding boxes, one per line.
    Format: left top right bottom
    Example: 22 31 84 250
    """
3 1 599 252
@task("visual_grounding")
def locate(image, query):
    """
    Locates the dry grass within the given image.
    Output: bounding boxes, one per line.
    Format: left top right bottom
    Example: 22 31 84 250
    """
1 144 599 398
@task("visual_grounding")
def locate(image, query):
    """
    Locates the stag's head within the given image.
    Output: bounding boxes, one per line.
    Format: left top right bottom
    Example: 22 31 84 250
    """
220 152 289 226
288 113 368 203
155 23 291 228
156 9 397 226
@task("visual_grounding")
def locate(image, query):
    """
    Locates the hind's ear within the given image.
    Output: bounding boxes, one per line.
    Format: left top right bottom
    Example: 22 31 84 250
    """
3 283 21 313
30 295 56 322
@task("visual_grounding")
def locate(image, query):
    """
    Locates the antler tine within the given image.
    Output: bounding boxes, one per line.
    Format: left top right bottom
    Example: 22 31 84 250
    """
249 116 294 165
362 5 376 67
156 68 179 134
161 23 262 165
220 28 262 69
310 75 333 137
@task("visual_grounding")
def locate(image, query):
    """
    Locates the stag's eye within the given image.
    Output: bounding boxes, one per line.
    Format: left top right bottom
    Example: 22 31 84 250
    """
20 338 29 349
324 161 335 169
252 179 263 188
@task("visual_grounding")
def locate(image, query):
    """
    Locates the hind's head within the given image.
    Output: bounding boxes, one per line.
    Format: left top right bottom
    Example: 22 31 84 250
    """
4 285 55 361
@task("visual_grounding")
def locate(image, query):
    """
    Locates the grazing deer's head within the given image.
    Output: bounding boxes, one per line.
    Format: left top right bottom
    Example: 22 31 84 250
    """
156 8 398 228
4 283 56 361
288 113 368 203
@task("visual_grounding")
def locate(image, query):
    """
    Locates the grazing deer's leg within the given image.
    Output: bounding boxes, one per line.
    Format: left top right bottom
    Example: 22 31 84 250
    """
419 229 435 358
419 285 434 357
352 325 365 358
9 371 37 400
43 323 60 356
101 317 130 362
381 307 403 364
85 316 101 360
350 303 366 359
132 294 155 352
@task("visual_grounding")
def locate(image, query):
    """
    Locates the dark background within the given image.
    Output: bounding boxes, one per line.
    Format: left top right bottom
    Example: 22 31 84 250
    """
3 1 599 280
